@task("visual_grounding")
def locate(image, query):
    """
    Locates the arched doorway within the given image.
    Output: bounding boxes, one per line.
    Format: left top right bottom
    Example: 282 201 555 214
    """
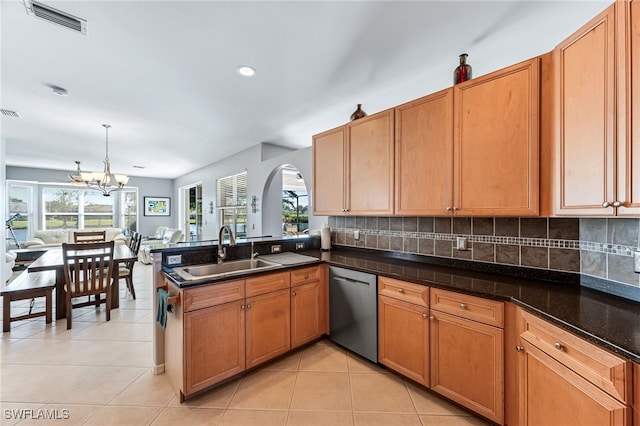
262 164 308 237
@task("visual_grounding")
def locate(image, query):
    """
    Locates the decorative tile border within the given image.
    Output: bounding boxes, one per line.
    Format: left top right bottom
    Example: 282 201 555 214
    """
331 227 638 257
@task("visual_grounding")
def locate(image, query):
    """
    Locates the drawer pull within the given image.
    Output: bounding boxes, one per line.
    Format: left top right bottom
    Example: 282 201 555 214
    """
460 303 467 310
554 342 564 351
516 345 524 353
398 288 405 294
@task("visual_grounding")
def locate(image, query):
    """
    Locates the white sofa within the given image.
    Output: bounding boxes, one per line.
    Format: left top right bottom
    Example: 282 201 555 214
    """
23 228 127 248
138 227 184 264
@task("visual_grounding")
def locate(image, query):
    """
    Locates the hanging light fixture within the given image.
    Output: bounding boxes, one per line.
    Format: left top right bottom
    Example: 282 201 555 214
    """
79 124 129 196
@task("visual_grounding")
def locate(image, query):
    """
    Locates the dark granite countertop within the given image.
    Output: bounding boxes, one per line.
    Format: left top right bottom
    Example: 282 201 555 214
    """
307 247 640 364
158 241 640 363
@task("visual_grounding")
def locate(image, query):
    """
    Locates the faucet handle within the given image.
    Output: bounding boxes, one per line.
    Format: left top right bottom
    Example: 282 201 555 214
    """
252 252 259 259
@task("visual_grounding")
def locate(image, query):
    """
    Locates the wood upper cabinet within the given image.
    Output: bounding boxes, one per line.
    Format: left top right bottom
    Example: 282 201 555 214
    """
453 57 540 216
555 1 640 215
313 109 394 216
312 126 345 215
395 89 454 216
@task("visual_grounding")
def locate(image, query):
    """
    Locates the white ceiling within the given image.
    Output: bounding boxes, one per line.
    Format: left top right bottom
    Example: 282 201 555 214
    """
1 0 611 180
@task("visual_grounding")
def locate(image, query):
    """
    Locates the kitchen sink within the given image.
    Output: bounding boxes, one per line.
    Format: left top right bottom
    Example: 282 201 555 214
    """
172 258 281 281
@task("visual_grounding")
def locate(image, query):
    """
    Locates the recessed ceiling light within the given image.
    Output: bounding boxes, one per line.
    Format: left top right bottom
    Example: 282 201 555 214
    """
236 66 256 77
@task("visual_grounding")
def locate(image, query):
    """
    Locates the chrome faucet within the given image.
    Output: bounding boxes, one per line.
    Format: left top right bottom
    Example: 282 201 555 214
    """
217 225 236 263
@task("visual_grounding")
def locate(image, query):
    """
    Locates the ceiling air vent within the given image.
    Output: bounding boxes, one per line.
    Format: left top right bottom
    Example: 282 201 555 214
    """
23 0 87 35
1 109 22 119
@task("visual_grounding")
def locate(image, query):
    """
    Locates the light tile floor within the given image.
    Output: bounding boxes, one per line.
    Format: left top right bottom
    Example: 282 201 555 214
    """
1 263 490 426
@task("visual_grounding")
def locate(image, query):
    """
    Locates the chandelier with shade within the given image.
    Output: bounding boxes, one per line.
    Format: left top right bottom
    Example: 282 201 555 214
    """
68 124 129 196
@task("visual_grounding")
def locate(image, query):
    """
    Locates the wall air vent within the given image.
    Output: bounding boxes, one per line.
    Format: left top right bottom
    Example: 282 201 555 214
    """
1 109 22 119
23 0 87 35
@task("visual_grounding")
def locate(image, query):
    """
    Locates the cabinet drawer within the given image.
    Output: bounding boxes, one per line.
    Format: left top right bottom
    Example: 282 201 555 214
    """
519 309 631 404
184 280 245 312
430 288 503 328
291 266 321 286
378 276 428 307
246 271 291 298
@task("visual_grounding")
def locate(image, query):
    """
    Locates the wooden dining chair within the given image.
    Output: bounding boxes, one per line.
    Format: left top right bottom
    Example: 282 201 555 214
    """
61 241 115 329
119 232 142 300
73 230 106 243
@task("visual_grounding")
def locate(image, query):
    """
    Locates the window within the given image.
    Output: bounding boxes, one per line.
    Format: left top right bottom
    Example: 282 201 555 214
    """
6 183 34 248
120 189 138 235
217 171 247 238
43 187 114 229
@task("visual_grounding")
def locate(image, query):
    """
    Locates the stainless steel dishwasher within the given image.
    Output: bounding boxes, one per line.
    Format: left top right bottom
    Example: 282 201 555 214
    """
329 266 377 363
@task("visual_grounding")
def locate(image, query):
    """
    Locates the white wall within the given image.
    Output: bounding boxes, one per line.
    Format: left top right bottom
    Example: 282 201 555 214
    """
173 143 325 240
1 137 8 283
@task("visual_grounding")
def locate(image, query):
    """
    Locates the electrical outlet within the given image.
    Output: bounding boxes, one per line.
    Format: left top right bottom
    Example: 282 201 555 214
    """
296 242 305 250
166 255 182 265
456 237 468 251
634 251 640 273
271 245 282 253
354 230 360 240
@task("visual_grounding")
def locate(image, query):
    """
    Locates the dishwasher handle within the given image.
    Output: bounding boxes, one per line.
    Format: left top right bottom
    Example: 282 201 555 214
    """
333 276 371 286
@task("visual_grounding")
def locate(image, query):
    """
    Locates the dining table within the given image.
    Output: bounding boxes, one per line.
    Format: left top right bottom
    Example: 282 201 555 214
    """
27 244 138 320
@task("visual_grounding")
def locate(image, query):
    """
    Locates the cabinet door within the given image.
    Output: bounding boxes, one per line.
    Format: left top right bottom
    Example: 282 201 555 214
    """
313 126 346 215
395 89 454 215
184 300 245 395
378 295 429 386
245 288 291 369
347 109 395 215
430 310 504 424
453 57 540 216
555 5 617 215
291 281 322 348
618 0 640 215
518 340 630 426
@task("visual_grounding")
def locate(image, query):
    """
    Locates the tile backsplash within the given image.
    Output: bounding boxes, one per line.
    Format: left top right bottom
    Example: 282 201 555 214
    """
328 216 640 301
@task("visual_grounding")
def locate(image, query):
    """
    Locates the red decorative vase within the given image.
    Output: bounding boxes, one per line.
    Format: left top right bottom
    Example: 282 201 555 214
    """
454 53 472 84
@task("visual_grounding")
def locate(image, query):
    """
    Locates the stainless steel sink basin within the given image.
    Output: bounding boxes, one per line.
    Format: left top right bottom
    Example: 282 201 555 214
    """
173 258 281 281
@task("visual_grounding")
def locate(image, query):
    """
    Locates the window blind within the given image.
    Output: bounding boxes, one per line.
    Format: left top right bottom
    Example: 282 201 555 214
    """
216 171 247 208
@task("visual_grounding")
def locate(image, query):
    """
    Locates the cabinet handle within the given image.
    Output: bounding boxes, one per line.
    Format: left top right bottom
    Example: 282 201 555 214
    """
241 305 246 310
602 201 611 208
612 201 623 208
516 345 524 352
422 314 427 319
292 291 297 296
460 303 467 310
554 342 564 351
304 273 309 279
446 206 452 212
398 288 405 294
246 304 252 309
452 206 458 212
429 316 435 321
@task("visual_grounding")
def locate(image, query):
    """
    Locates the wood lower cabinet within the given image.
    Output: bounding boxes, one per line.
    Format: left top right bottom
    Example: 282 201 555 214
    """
518 340 629 426
246 288 290 369
184 299 245 395
291 281 323 348
516 307 632 426
377 277 429 386
430 292 504 425
378 294 429 386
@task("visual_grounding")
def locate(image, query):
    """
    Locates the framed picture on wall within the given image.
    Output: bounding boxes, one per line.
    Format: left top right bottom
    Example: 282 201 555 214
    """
144 196 171 216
